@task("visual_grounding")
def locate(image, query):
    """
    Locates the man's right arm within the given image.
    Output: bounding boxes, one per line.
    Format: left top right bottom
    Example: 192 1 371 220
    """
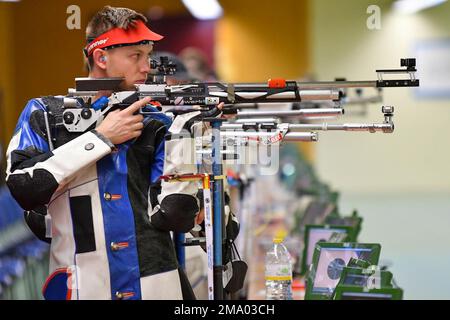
5 99 114 210
5 96 150 210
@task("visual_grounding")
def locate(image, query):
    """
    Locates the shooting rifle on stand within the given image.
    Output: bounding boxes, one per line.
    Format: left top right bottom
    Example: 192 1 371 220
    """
62 58 417 134
61 57 418 300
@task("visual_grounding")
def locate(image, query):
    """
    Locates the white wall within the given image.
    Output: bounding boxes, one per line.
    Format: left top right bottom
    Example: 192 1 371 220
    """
310 0 450 194
310 0 450 299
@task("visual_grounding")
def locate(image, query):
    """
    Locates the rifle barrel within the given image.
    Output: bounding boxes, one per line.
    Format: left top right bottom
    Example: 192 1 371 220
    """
235 108 343 118
220 131 318 142
221 122 394 133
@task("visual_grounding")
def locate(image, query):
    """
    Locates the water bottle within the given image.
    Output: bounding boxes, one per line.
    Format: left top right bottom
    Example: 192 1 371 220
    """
265 237 293 300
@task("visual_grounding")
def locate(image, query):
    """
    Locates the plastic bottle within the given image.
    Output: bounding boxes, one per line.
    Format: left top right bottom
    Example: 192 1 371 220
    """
265 236 293 300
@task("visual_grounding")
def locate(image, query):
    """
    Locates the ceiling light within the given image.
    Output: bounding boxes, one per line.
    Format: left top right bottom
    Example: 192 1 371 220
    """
182 0 223 20
393 0 448 14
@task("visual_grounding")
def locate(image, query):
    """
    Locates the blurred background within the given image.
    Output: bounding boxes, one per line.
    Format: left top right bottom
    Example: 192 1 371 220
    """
0 0 449 299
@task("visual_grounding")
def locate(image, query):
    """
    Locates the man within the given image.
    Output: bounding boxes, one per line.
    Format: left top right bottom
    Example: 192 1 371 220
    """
179 47 218 82
5 6 216 300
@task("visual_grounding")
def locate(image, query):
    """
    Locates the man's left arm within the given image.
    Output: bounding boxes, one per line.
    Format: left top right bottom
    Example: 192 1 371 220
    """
148 113 201 233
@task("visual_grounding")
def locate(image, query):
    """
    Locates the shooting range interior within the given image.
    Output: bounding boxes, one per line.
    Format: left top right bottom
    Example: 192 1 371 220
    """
0 0 450 301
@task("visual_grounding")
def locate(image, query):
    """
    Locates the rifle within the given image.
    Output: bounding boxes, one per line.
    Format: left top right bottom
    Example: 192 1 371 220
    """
62 58 418 134
221 105 394 138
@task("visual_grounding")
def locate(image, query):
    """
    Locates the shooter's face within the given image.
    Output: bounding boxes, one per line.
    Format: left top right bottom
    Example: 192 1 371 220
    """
104 43 153 90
